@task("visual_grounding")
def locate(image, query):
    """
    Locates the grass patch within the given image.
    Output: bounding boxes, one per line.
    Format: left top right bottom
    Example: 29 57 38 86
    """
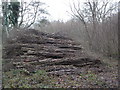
86 71 97 81
3 69 52 88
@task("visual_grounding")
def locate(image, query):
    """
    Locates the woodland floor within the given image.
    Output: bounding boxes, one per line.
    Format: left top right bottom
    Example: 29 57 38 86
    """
2 29 118 88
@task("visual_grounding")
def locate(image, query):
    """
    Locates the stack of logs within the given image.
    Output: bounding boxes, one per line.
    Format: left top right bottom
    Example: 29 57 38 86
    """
3 29 102 75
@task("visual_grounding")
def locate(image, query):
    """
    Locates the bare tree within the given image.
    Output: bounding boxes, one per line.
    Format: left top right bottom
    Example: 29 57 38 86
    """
118 1 120 59
18 0 49 29
69 0 118 50
69 0 92 48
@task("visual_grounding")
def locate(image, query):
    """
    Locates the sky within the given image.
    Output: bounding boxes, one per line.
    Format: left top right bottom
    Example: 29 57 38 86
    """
1 0 74 22
37 0 119 22
19 0 87 22
1 0 119 22
41 0 71 22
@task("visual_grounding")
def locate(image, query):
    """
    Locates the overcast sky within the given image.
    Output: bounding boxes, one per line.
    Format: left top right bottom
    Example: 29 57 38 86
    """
39 0 119 22
1 0 119 22
41 0 71 22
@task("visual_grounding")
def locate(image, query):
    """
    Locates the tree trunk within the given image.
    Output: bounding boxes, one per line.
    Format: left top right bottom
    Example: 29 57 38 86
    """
83 22 92 50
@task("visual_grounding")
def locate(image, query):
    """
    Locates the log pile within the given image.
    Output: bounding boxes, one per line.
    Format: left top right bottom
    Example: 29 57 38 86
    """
3 29 102 75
